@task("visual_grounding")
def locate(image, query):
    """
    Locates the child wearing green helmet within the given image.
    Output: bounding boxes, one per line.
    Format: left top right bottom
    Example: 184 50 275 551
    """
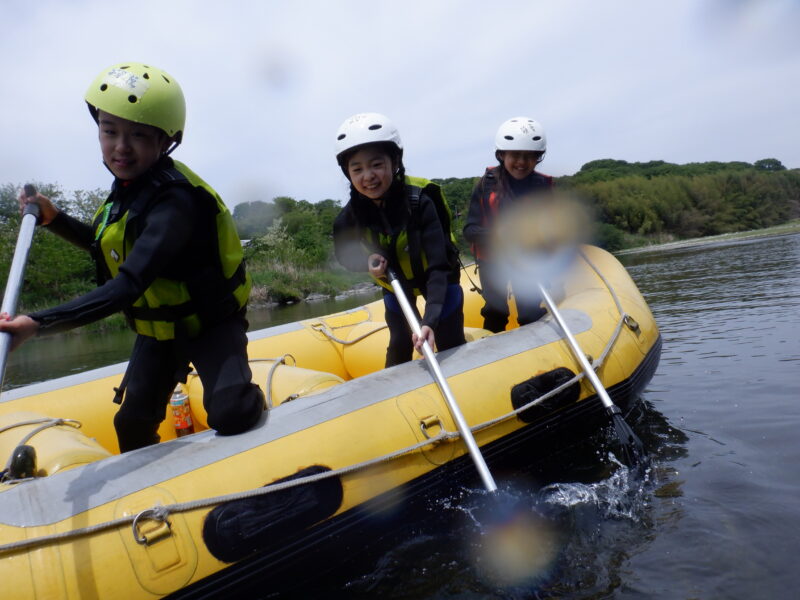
0 62 265 452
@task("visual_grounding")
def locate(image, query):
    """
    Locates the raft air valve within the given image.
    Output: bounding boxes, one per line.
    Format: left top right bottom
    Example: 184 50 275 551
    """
7 444 37 480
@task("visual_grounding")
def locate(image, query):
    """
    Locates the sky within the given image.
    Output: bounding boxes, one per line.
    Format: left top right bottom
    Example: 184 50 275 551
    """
1 0 798 209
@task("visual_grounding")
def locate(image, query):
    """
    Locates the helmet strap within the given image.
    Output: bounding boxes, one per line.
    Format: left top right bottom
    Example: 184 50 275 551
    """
162 132 182 156
164 141 180 156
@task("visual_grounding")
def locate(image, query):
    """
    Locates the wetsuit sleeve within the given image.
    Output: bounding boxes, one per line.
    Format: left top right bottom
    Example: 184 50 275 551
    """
462 179 490 248
418 194 450 330
44 210 95 250
29 189 196 335
333 203 371 272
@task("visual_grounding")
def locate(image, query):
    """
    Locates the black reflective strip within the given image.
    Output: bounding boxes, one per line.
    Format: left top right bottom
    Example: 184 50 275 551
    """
130 264 244 324
406 188 427 291
129 301 195 322
227 262 247 293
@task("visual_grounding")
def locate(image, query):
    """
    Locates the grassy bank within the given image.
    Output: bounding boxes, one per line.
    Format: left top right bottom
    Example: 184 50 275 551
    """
248 262 373 306
616 219 800 256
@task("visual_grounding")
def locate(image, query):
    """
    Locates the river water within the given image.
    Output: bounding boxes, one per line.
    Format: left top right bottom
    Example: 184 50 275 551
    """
3 234 799 598
2 290 381 389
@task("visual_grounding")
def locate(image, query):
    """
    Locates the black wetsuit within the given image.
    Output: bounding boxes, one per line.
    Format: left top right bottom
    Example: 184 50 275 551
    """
31 157 264 451
333 183 466 366
463 168 552 332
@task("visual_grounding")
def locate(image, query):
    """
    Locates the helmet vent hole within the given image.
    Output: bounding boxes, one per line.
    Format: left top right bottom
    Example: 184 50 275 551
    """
127 95 137 103
143 72 150 79
504 135 514 140
120 65 129 69
162 75 170 83
100 84 108 92
368 124 383 131
337 134 346 140
533 136 542 141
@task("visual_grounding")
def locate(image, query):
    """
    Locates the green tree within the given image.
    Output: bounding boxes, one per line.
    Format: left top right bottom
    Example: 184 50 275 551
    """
0 183 105 312
754 158 786 172
232 200 276 239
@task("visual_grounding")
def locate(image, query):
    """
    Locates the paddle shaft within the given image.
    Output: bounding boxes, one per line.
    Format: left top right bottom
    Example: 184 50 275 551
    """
0 201 40 390
385 267 497 492
537 283 621 415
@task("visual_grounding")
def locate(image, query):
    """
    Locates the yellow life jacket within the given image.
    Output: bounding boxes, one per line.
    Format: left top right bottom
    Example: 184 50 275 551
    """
93 160 251 340
366 176 456 295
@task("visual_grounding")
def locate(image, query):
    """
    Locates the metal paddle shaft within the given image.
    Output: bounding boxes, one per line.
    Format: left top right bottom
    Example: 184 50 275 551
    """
386 268 497 492
0 199 41 390
537 283 646 466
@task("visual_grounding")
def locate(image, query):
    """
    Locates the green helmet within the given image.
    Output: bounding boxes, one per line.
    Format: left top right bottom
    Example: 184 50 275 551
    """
85 62 186 142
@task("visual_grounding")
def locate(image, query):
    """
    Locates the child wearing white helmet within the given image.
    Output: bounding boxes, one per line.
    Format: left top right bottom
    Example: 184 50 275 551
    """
332 113 466 366
2 62 265 452
463 117 553 332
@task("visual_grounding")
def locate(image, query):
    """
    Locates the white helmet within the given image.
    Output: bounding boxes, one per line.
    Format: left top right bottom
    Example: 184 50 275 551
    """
335 112 403 159
495 117 546 153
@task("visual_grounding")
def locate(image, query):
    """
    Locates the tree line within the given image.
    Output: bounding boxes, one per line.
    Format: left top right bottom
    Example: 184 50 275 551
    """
2 158 798 315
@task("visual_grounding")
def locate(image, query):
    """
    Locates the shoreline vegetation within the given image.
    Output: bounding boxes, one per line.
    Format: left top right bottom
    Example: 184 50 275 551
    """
615 219 800 256
2 158 798 332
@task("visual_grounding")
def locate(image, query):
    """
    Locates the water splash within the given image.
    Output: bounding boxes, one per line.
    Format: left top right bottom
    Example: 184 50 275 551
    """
539 453 653 521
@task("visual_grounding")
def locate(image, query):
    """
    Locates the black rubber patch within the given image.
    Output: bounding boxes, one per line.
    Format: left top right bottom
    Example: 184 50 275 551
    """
203 465 344 563
511 367 580 423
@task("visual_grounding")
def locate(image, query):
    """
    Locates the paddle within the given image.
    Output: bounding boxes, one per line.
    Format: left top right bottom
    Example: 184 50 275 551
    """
537 283 647 468
382 264 497 492
0 185 41 391
486 194 647 469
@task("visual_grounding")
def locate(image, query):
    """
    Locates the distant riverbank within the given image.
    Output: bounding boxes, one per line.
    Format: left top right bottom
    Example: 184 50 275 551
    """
269 220 800 303
616 219 800 256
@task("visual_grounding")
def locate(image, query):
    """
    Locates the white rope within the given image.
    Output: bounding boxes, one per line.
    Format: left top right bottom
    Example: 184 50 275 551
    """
262 354 295 409
0 428 455 555
578 248 630 369
311 321 387 345
308 304 389 345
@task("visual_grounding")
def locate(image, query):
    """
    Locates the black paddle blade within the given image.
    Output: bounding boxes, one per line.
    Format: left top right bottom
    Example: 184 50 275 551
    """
610 412 648 471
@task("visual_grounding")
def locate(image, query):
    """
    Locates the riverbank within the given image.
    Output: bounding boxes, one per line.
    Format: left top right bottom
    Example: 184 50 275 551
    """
247 268 377 309
616 219 800 256
252 280 379 309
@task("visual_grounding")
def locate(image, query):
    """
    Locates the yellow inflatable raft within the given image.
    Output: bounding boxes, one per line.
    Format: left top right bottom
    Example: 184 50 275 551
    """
0 246 660 599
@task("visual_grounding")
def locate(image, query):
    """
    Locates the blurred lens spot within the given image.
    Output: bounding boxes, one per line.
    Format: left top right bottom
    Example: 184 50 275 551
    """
486 192 592 297
471 510 560 586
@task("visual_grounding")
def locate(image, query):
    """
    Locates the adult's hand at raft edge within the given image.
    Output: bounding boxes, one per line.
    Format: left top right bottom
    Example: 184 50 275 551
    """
17 189 58 226
368 253 387 278
413 325 435 352
0 314 40 351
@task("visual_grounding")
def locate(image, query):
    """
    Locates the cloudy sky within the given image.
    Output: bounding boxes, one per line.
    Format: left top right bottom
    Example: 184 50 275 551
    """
1 0 798 209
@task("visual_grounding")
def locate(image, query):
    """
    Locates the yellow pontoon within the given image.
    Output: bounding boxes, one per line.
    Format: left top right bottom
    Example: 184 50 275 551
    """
0 246 660 599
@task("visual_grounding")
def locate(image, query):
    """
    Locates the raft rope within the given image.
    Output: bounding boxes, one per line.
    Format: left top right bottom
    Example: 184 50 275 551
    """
251 354 297 409
311 321 387 345
0 252 635 555
307 303 388 345
186 355 313 408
